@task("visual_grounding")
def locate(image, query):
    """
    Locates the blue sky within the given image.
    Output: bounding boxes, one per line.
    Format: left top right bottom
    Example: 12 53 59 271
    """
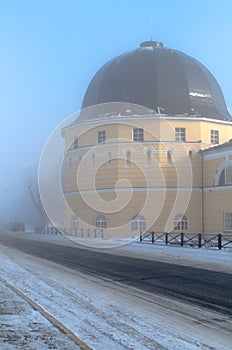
0 0 232 224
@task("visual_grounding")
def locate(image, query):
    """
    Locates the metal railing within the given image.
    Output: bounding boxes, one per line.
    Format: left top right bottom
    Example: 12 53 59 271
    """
139 232 232 249
35 227 104 238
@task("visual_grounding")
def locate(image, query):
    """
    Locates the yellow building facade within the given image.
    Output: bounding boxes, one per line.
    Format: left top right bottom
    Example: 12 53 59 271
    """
62 41 232 238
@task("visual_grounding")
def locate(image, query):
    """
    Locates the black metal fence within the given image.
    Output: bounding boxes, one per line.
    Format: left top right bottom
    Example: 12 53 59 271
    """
35 227 104 238
140 232 232 249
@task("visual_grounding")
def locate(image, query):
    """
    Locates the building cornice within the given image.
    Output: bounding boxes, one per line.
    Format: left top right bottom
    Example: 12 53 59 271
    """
65 141 205 155
62 114 232 134
65 187 201 195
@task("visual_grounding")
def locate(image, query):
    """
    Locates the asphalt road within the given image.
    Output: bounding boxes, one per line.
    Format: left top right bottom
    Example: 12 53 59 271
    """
0 231 232 316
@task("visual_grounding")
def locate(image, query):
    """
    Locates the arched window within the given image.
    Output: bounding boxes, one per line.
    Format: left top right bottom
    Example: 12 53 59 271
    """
95 214 107 229
131 214 147 233
218 166 232 186
71 216 78 233
167 151 172 167
189 150 193 163
108 152 112 168
146 149 151 167
174 214 188 231
225 166 232 185
92 154 95 168
73 136 78 149
214 161 232 186
126 151 131 168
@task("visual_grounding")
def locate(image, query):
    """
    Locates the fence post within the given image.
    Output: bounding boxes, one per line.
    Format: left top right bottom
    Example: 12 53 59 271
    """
198 233 202 248
165 232 168 245
180 232 184 247
151 231 155 244
218 233 222 250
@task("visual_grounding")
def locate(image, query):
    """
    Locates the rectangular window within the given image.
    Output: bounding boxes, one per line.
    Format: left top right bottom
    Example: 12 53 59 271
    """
175 128 186 142
73 137 78 149
133 128 144 142
211 130 219 144
97 130 106 144
225 166 232 185
224 212 232 231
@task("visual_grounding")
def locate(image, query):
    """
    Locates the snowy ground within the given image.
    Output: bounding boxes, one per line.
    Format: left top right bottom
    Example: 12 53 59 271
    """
0 234 232 349
0 280 81 349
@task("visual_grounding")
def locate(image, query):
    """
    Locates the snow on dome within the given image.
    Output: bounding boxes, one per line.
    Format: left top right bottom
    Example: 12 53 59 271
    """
82 41 231 121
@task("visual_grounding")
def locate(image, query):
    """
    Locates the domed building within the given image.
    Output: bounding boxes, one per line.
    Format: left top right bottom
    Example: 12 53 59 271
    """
62 41 232 238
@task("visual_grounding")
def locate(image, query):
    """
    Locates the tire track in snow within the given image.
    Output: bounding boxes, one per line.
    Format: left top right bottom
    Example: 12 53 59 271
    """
0 276 92 350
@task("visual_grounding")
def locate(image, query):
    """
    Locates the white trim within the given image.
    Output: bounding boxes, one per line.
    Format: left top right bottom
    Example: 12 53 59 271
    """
187 146 197 153
204 185 232 192
224 212 232 232
225 166 232 185
94 213 107 229
131 214 147 232
214 160 232 185
203 149 232 160
65 141 207 154
62 114 232 133
65 187 201 195
173 214 189 232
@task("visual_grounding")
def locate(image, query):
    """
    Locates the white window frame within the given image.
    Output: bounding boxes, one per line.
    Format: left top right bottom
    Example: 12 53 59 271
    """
95 214 107 229
210 130 219 144
225 166 232 185
133 128 144 142
175 128 186 142
97 130 106 144
174 214 188 231
71 216 78 233
224 212 232 231
131 214 147 233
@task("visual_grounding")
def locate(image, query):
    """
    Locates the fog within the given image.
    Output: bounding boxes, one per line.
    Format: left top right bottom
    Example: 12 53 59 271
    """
1 1 232 229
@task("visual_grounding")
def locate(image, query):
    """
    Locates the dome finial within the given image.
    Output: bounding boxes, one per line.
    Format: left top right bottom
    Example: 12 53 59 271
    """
149 16 153 41
140 41 164 48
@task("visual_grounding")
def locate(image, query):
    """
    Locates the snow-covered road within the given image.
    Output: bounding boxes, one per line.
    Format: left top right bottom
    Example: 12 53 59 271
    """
0 239 232 350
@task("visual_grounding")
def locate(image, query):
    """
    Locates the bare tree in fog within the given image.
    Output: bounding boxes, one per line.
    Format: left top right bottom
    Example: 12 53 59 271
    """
25 166 49 227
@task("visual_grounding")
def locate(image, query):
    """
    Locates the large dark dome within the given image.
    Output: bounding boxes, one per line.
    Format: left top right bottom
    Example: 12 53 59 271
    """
82 41 231 121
